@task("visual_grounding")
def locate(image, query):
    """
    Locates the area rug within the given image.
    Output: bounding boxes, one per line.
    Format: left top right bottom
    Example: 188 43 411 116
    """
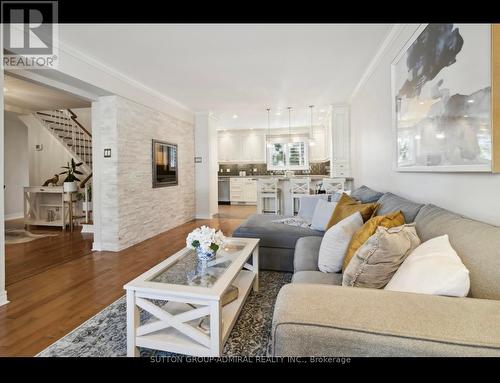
5 229 58 244
37 271 291 357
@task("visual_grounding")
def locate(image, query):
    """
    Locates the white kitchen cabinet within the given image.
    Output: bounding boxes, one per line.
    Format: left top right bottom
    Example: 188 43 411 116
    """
240 133 265 162
219 131 266 163
230 178 257 204
218 133 239 162
310 127 327 161
243 179 257 203
331 105 351 177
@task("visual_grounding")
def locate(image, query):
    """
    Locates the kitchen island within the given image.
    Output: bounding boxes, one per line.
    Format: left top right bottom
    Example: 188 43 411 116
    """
218 175 353 215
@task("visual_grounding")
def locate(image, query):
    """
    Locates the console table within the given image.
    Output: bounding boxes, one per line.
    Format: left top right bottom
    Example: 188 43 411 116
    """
23 186 76 230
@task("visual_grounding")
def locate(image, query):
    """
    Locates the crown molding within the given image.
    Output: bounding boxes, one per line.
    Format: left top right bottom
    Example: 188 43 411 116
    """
349 24 405 103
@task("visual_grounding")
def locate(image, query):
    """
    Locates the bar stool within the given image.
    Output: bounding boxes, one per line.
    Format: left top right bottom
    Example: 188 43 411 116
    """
322 177 346 195
257 178 281 214
290 178 310 215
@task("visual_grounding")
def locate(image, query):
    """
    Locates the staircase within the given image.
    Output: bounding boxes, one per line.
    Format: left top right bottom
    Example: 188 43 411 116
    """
34 109 92 174
33 109 94 230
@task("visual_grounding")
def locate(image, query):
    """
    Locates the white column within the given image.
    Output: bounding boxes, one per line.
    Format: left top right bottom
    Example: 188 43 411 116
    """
194 112 219 219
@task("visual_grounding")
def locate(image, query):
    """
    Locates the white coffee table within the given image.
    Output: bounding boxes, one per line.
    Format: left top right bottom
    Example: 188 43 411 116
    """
124 237 259 357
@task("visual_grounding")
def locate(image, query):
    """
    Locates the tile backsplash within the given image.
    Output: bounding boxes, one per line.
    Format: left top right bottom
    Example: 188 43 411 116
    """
218 161 330 176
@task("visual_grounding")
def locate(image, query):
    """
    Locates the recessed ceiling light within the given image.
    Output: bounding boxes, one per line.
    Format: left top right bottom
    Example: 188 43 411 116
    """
232 114 238 119
414 134 421 140
467 99 475 103
435 132 446 139
275 111 281 116
320 109 325 113
419 101 425 105
463 115 469 118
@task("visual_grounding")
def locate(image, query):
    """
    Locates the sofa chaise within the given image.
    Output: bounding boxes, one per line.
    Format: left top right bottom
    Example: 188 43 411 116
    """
233 187 500 356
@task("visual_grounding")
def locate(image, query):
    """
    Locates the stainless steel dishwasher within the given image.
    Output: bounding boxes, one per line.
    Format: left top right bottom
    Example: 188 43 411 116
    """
218 177 230 204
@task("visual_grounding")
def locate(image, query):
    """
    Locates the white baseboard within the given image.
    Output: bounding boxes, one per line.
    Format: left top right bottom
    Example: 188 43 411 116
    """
93 241 125 252
4 212 24 221
0 290 9 307
195 214 215 219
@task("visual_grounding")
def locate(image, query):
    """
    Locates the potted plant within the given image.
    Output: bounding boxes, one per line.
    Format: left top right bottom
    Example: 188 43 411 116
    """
186 226 226 261
60 158 84 193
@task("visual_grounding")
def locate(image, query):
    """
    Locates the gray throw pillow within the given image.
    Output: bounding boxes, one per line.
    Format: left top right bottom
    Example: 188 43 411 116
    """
351 185 384 203
298 194 329 223
342 224 421 289
310 199 337 231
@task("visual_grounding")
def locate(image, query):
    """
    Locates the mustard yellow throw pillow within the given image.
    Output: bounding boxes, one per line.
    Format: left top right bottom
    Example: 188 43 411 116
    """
326 193 379 230
342 210 405 271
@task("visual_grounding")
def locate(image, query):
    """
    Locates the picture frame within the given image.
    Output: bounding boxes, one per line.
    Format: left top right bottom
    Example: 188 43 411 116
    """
152 139 178 188
391 24 494 172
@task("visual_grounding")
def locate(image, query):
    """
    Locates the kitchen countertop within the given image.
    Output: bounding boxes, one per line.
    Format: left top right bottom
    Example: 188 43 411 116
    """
218 175 353 180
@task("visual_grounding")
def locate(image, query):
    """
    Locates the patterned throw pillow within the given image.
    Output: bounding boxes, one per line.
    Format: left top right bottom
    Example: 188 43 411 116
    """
342 224 421 289
342 211 405 271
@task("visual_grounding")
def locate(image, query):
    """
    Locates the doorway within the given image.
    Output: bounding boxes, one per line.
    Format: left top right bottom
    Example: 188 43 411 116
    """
3 74 94 286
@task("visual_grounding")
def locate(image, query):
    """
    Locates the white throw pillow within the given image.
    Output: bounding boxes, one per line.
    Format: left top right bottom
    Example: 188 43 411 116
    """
318 212 363 273
310 199 337 231
298 194 329 223
385 234 470 297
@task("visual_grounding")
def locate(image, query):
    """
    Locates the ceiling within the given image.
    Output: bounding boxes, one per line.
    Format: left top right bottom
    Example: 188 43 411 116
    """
4 75 90 111
58 24 392 129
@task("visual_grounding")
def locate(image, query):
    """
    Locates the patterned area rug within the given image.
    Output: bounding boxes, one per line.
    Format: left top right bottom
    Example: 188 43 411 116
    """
37 271 291 357
5 229 58 244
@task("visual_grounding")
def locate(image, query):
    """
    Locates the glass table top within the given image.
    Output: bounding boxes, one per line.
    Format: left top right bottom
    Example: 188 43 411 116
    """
148 242 247 288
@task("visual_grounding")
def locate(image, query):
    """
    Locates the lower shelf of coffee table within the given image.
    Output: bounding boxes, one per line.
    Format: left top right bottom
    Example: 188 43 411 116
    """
135 269 256 356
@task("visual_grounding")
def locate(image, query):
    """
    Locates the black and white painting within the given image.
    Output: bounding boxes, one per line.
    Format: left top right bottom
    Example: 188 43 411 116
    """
392 24 491 171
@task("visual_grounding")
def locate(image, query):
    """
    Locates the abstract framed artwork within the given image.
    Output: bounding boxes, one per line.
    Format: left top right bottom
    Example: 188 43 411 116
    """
392 24 495 172
152 140 178 188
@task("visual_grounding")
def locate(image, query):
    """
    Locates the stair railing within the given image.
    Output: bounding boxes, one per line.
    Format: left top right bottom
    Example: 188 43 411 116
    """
35 109 92 171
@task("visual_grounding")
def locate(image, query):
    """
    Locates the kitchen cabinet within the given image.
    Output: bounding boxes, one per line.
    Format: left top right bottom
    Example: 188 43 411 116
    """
229 178 257 204
331 105 351 177
219 131 266 163
218 127 327 164
241 133 266 162
218 133 239 162
310 128 327 161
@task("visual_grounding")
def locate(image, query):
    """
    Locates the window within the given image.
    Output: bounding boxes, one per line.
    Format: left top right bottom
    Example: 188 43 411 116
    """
268 142 286 169
266 137 309 170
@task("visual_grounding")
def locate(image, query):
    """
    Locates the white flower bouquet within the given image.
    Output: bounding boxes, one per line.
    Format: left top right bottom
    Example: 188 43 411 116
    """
186 226 226 260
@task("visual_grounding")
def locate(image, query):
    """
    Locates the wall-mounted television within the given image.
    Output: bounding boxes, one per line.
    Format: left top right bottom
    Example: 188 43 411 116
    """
152 139 178 188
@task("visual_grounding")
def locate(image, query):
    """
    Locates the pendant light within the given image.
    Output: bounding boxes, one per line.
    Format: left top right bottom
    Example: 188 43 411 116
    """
266 107 273 148
309 105 316 146
287 106 292 143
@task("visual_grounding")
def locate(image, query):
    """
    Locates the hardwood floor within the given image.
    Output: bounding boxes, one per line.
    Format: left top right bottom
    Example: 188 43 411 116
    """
216 204 256 219
5 219 94 286
0 217 246 356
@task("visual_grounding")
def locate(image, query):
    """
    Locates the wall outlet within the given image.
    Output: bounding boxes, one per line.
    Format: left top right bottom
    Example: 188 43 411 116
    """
35 144 43 151
104 148 112 158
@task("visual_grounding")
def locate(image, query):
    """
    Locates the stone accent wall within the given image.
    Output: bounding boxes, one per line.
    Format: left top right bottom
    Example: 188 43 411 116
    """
96 96 195 251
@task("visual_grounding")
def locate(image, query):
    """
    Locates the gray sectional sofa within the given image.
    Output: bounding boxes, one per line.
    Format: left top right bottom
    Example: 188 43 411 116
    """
233 187 500 356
